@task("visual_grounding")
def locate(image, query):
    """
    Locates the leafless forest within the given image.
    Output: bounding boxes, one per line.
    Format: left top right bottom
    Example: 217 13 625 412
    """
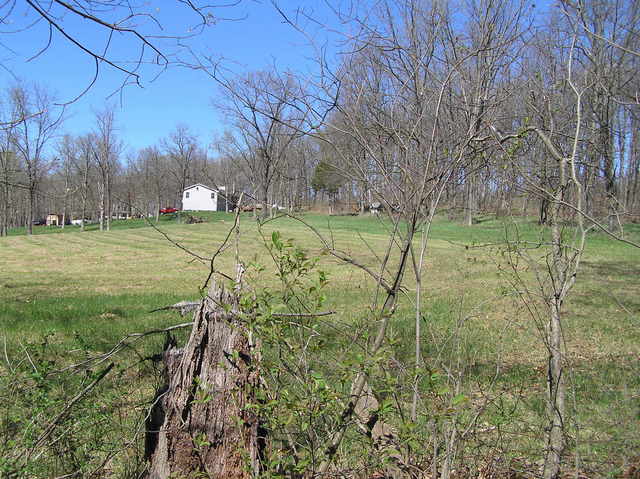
0 1 638 233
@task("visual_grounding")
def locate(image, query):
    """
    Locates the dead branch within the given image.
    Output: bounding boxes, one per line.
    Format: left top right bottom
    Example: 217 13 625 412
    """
30 363 114 458
57 322 195 373
150 301 201 316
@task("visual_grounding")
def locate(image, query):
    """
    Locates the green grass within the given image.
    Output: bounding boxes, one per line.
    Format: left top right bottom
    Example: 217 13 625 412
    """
1 212 639 476
5 211 235 236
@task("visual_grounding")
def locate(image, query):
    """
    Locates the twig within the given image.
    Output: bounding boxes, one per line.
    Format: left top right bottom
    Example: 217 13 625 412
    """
2 335 13 373
52 472 80 479
202 192 244 292
149 301 201 315
272 310 336 318
57 322 195 373
19 340 38 374
276 213 394 294
30 363 114 458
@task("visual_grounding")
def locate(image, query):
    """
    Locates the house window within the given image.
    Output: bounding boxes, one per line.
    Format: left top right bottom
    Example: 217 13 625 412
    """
211 192 215 199
186 192 190 198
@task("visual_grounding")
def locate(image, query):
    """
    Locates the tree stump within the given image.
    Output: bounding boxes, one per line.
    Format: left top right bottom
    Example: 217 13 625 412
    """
146 280 262 478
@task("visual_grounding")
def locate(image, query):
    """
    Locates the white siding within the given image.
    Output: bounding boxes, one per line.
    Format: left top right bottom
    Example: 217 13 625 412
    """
182 185 218 211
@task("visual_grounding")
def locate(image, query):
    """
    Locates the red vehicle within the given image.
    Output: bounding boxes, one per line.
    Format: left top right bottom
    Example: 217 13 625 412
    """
159 207 179 214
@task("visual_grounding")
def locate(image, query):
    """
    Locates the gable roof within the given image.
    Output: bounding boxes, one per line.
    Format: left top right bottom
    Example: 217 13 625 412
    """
183 183 217 192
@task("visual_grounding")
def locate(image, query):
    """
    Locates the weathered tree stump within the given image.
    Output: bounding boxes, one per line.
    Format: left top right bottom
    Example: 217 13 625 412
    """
146 280 262 478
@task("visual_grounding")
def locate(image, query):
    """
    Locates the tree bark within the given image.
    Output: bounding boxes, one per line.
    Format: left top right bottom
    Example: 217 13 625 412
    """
62 175 69 230
0 177 8 237
146 279 263 479
465 171 475 226
27 184 35 235
543 294 565 479
80 188 87 232
156 192 161 223
260 182 269 221
543 159 570 479
106 173 111 231
99 178 105 232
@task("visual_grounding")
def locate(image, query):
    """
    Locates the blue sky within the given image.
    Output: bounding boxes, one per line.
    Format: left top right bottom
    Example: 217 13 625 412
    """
0 1 333 155
1 0 557 157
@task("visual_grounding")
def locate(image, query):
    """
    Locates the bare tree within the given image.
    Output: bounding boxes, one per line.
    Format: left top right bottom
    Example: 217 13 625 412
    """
270 0 531 473
9 84 64 234
56 134 79 229
73 134 95 230
560 0 640 229
439 0 530 225
215 69 308 219
137 146 168 221
208 135 251 205
92 107 121 232
162 125 199 210
491 30 603 477
0 135 18 236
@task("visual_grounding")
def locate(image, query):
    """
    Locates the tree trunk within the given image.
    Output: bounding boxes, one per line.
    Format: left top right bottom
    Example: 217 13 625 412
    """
156 192 161 223
260 183 269 221
0 180 8 236
543 294 565 479
602 125 618 232
539 197 549 225
628 119 639 212
80 192 87 231
99 179 105 232
146 279 263 479
354 381 407 478
27 186 35 235
62 189 68 230
106 173 111 231
465 171 474 226
543 187 567 479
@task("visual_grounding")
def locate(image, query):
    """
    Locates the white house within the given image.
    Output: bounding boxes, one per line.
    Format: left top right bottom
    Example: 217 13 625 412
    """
182 184 227 211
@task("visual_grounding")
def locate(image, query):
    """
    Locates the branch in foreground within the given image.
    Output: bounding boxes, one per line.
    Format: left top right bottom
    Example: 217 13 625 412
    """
58 322 195 373
150 300 336 319
30 363 114 459
149 301 201 316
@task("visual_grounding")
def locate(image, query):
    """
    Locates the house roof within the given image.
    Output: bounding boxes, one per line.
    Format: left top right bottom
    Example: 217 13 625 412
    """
183 183 217 192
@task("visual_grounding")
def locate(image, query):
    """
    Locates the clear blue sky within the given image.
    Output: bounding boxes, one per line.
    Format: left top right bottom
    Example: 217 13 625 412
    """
1 0 555 157
0 1 334 155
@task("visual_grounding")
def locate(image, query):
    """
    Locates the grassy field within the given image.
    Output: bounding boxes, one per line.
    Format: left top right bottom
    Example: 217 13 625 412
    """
1 212 639 477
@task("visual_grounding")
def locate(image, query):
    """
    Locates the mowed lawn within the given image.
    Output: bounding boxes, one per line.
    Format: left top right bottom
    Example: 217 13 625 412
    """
1 212 639 474
1 212 521 346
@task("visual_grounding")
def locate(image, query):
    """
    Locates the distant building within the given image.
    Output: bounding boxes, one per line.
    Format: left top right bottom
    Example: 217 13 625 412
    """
182 184 229 212
46 213 64 226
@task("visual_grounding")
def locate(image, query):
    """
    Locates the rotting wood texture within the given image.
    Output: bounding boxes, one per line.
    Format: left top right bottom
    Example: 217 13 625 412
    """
146 279 262 478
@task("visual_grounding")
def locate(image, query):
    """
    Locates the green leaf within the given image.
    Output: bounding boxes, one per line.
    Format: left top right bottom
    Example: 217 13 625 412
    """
452 393 468 405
